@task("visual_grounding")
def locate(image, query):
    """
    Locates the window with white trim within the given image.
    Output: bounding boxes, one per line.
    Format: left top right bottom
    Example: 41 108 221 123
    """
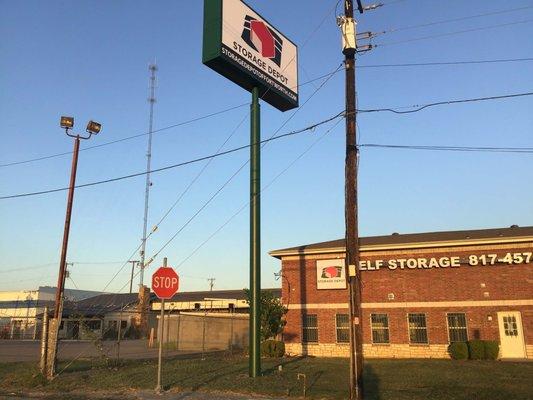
408 313 428 344
447 313 468 342
371 313 390 344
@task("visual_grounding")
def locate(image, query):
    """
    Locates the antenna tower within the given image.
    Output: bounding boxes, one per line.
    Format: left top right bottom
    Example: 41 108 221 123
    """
139 63 158 288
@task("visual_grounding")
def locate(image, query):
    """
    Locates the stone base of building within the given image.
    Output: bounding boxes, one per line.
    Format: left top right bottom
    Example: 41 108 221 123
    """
285 342 451 358
526 345 533 359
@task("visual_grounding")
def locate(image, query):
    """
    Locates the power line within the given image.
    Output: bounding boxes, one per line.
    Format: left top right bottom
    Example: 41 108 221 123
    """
376 5 533 36
174 118 345 272
359 143 533 153
357 91 533 114
0 113 343 201
146 64 344 265
3 90 532 201
358 57 533 69
376 19 533 47
0 68 344 169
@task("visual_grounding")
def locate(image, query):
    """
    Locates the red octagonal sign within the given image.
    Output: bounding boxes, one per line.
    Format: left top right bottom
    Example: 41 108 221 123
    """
152 267 179 299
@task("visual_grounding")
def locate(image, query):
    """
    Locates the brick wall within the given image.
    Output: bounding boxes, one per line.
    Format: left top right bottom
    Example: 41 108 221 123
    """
279 242 533 358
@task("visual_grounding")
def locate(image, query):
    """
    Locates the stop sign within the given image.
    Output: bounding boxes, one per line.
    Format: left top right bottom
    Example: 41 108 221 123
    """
152 266 179 299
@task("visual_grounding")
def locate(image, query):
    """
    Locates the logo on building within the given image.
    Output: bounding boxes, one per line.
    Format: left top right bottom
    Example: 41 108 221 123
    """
241 15 283 67
321 266 343 279
316 259 346 290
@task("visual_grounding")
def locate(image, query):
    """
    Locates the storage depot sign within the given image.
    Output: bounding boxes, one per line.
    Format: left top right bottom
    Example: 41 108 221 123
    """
317 259 346 289
202 0 298 111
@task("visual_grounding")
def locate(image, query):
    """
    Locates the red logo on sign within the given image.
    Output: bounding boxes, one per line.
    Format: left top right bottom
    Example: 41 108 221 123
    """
321 266 342 279
152 267 179 299
241 15 283 66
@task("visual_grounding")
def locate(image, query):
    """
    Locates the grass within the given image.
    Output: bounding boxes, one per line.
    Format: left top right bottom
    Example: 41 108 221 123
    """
0 354 532 400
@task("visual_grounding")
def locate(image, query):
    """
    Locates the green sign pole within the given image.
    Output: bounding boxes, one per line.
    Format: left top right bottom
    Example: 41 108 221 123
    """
249 86 261 377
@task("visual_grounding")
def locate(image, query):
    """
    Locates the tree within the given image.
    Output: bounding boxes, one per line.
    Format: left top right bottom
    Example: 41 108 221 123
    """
243 289 287 341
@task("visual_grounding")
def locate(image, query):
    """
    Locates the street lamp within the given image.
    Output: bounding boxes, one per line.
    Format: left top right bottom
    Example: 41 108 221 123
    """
47 116 102 379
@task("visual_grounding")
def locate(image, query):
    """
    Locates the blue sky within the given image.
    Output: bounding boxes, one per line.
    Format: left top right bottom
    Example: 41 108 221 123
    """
1 0 532 293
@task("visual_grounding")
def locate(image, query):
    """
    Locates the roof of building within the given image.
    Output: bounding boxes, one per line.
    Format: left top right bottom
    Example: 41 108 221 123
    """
161 288 281 303
269 225 533 258
61 292 151 317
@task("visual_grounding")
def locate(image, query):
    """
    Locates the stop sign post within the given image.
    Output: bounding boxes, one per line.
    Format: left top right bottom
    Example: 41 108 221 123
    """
152 258 179 393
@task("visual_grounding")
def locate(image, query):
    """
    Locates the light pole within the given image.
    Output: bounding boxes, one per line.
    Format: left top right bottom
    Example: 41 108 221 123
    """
47 116 101 379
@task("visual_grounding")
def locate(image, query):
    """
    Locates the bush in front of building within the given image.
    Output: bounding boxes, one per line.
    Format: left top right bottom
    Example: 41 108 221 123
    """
467 340 485 360
261 339 285 357
484 340 500 360
448 342 469 360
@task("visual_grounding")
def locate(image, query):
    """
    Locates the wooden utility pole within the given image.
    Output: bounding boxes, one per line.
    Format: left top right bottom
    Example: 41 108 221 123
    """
342 0 364 398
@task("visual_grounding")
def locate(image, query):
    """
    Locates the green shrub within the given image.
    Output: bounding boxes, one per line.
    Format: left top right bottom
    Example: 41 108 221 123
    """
467 340 485 360
484 340 499 360
261 339 285 357
448 342 468 360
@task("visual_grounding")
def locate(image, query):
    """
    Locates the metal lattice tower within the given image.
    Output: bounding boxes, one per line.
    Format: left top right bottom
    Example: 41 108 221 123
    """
139 63 158 288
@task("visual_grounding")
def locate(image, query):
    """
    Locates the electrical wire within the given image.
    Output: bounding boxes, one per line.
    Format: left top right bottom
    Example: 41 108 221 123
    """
356 91 533 114
60 3 350 303
3 55 532 169
358 57 533 69
0 115 339 201
174 117 345 272
0 68 344 169
376 19 533 47
376 5 533 36
145 65 344 264
359 143 533 153
3 90 532 201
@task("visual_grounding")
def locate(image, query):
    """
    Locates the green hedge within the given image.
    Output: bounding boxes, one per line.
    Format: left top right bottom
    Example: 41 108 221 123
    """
449 340 500 360
467 340 485 360
261 340 285 357
448 342 468 360
484 340 499 360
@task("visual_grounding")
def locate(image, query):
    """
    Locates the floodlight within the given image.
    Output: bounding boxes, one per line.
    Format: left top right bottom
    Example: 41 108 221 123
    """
60 116 74 129
86 120 102 134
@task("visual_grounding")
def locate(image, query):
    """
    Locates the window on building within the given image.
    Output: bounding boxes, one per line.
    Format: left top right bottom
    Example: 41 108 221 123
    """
408 313 428 344
336 314 350 343
302 314 318 343
371 314 390 344
194 302 201 310
503 315 519 336
120 320 127 330
85 320 101 330
447 313 468 342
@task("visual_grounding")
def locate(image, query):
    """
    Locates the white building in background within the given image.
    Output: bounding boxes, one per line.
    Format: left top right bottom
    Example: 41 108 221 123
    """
0 286 102 339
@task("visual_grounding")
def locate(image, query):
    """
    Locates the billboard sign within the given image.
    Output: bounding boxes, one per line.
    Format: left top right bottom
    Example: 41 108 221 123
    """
316 259 346 290
203 0 299 111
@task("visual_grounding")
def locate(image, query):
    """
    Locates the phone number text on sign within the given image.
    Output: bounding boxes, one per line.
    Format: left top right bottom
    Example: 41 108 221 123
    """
468 252 532 266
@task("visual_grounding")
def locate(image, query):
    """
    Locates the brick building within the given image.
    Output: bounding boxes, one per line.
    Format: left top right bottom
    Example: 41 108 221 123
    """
270 226 532 359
